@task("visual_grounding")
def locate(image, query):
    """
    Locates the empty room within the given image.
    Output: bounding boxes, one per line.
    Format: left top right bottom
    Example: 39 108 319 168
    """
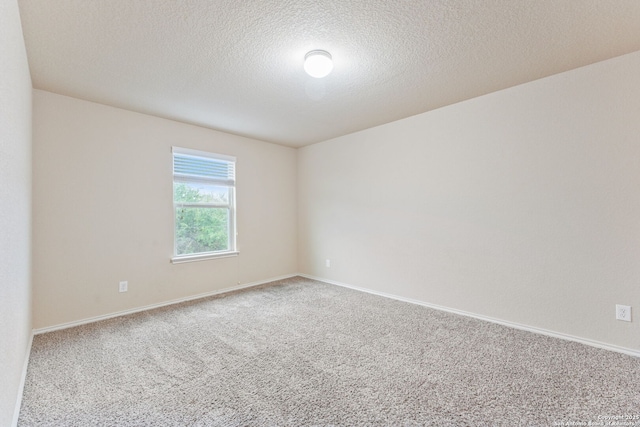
2 0 640 425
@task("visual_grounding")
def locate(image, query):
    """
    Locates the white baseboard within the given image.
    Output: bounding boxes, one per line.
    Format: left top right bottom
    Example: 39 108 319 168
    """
12 331 34 427
33 274 297 335
299 274 640 358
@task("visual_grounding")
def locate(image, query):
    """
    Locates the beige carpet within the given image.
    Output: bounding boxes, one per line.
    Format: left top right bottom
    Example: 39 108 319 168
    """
19 276 640 426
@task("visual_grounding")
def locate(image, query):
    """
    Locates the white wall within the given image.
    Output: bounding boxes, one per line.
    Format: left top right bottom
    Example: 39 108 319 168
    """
32 90 297 329
299 50 640 352
0 0 32 424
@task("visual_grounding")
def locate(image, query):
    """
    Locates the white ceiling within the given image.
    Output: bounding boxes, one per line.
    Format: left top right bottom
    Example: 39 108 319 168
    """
18 0 640 148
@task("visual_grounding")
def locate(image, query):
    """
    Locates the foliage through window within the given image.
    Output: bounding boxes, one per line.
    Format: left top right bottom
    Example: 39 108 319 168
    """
172 147 236 260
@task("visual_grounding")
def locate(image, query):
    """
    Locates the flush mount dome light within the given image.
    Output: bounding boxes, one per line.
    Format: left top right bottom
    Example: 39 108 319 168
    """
304 50 333 78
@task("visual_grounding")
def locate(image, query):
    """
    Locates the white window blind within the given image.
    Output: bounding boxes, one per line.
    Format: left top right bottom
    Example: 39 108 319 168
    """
173 151 235 186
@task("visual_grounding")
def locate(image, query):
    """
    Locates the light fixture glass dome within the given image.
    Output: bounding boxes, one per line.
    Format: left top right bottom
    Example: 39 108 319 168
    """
304 50 333 78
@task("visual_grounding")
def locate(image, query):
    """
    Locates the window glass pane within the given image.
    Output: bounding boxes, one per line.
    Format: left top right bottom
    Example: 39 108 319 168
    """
175 207 229 255
174 182 229 204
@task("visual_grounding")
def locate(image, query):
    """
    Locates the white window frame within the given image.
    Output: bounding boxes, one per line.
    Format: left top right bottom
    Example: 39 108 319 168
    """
171 147 238 264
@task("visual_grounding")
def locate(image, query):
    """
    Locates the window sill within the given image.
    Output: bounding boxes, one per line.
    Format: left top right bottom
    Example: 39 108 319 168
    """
171 251 239 264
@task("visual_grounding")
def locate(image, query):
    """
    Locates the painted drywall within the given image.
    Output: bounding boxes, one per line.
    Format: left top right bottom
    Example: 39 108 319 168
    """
32 90 297 329
0 0 32 424
298 50 640 351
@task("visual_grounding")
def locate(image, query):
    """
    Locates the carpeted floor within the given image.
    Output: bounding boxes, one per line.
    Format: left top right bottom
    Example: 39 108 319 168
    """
19 276 640 426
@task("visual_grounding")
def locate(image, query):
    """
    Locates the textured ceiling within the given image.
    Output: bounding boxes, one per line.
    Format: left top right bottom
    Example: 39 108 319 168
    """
18 0 640 147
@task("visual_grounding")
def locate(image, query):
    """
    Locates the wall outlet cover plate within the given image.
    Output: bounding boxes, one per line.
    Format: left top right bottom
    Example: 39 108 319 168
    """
615 304 631 322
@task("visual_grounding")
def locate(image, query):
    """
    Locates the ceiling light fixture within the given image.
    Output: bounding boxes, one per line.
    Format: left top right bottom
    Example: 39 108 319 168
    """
304 50 333 78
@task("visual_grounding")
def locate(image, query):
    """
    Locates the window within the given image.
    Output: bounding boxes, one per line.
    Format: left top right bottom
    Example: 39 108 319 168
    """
172 147 237 263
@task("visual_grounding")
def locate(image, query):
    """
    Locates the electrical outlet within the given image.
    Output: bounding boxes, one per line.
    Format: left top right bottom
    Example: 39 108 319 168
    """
615 305 631 322
119 281 128 293
325 259 331 268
